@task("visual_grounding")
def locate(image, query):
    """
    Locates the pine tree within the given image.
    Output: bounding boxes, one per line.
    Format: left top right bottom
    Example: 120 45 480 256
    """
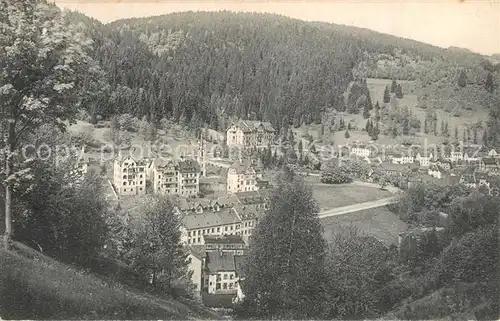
473 128 478 144
240 174 326 319
365 119 372 133
467 127 471 142
482 128 488 146
392 126 398 138
463 128 467 143
403 119 410 135
344 130 350 139
454 126 459 140
383 85 391 103
391 79 397 93
375 101 380 110
441 120 445 135
433 120 438 136
458 70 467 88
424 118 429 134
347 122 352 130
444 122 449 137
485 72 494 93
395 84 404 98
363 105 370 119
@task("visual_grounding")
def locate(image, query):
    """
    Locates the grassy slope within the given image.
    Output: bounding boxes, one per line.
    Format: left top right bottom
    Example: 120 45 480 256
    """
0 242 220 320
311 184 392 211
321 206 407 246
295 78 488 147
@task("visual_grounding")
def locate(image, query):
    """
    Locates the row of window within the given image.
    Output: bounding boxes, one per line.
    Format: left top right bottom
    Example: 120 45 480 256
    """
123 181 143 186
122 174 143 179
122 187 143 193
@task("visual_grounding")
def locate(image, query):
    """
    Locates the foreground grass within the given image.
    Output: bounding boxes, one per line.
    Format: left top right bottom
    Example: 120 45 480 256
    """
0 243 219 320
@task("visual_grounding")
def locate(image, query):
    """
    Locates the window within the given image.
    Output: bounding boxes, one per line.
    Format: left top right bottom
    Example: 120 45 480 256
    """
230 274 234 280
209 282 212 286
211 228 215 233
223 283 228 289
123 188 126 192
225 226 228 232
224 274 228 280
123 175 126 179
217 227 220 232
216 283 221 290
197 238 200 243
140 188 143 191
140 175 143 178
188 231 191 237
229 283 233 289
123 182 126 186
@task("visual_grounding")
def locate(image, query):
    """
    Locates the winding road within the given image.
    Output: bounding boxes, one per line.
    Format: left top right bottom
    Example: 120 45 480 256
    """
317 196 398 218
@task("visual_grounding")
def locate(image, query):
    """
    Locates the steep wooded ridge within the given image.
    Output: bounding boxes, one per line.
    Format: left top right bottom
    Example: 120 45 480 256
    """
68 11 499 131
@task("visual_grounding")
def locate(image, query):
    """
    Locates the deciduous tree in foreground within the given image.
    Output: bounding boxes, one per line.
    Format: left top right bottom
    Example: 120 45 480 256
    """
0 0 102 248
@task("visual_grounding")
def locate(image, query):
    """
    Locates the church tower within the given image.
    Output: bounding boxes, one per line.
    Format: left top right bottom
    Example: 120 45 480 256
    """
197 131 207 177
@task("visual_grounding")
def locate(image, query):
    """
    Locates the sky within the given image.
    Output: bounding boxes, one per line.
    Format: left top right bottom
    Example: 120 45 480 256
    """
53 0 500 56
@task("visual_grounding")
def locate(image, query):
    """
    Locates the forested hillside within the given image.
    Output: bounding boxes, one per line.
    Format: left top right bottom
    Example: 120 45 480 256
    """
68 11 499 133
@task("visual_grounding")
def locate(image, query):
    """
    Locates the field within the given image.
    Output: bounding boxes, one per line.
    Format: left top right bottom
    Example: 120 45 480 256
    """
321 206 407 246
311 183 392 211
0 242 219 320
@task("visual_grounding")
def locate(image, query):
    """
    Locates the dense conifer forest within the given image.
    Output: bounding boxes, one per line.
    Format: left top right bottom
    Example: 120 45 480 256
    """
68 11 500 133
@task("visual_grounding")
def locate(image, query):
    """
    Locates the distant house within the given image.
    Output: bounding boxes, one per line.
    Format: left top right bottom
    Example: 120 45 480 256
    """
428 165 446 179
187 246 206 299
480 157 500 175
488 149 499 158
227 160 265 194
431 158 452 171
415 152 433 167
350 144 371 158
391 153 414 165
450 151 464 163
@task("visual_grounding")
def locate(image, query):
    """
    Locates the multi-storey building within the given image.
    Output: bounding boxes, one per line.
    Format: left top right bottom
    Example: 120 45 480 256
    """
178 159 201 197
415 152 433 167
113 155 149 195
203 235 247 256
204 251 241 295
152 158 201 197
181 208 243 245
226 120 276 149
227 160 260 194
350 145 371 158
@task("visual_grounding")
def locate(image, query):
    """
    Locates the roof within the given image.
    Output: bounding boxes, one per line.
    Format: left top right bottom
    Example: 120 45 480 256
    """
206 251 236 273
482 157 498 166
229 160 255 174
382 163 408 171
234 255 247 278
178 159 201 173
232 205 262 220
215 197 230 207
232 191 265 205
203 234 246 245
182 209 241 229
189 245 206 260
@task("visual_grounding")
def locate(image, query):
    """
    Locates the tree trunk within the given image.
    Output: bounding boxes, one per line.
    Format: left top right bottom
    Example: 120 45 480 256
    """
4 150 12 250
